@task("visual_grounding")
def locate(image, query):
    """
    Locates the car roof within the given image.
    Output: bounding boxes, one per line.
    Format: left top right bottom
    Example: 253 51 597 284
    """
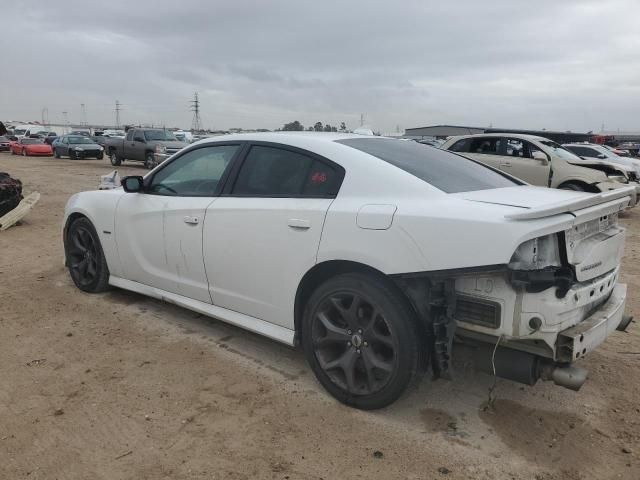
447 133 551 142
194 132 376 148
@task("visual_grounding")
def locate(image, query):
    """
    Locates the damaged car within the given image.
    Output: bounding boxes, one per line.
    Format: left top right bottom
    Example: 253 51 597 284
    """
63 133 633 409
442 133 640 205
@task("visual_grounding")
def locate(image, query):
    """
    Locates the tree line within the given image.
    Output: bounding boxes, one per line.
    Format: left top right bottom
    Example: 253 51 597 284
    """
279 121 348 132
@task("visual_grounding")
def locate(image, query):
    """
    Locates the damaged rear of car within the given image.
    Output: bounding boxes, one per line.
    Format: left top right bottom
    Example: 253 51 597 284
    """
323 137 633 406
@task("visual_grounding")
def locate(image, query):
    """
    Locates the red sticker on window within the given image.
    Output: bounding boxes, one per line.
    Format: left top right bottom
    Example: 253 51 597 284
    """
311 172 327 183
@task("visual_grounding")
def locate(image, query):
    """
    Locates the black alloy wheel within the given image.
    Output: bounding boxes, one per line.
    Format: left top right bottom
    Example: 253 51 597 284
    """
54 148 61 158
302 273 423 410
69 149 76 160
65 217 109 293
110 152 121 166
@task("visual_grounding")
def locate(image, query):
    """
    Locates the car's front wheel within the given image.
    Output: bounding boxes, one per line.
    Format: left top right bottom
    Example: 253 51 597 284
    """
22 149 27 157
54 148 61 158
144 152 156 169
65 217 110 293
109 151 121 166
97 152 104 160
302 273 423 410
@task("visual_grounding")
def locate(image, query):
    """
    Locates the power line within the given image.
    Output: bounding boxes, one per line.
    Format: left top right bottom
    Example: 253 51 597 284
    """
190 92 202 133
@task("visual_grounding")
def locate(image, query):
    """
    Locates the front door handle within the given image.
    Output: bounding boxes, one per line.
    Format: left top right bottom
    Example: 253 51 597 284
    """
288 218 310 230
183 215 200 225
500 162 512 167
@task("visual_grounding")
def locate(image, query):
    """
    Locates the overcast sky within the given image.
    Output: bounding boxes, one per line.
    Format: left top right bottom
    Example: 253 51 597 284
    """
2 0 640 134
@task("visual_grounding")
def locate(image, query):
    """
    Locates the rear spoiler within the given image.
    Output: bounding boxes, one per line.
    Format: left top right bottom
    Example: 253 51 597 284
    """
505 186 635 220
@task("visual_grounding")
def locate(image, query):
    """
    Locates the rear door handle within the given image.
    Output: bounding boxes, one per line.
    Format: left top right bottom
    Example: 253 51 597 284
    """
183 215 200 225
288 218 310 229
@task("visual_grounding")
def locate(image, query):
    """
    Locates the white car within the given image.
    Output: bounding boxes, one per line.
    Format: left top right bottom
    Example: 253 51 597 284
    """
63 133 633 409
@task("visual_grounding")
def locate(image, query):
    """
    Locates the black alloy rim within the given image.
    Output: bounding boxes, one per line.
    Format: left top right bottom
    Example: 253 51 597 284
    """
67 226 99 286
311 292 397 395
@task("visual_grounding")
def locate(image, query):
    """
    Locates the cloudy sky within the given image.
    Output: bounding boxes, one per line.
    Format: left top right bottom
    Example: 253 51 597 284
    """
2 0 640 134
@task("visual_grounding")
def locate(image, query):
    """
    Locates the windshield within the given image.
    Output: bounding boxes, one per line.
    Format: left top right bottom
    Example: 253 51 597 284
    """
144 130 178 141
68 136 95 144
22 139 42 144
539 140 584 161
337 138 520 193
0 136 8 142
14 129 26 135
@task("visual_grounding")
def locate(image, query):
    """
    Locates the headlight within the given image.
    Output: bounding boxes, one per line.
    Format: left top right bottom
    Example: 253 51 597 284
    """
155 144 167 154
99 146 104 151
75 147 84 151
509 234 561 271
607 172 628 183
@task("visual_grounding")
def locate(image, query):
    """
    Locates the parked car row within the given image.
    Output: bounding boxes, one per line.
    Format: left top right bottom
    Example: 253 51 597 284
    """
440 133 640 206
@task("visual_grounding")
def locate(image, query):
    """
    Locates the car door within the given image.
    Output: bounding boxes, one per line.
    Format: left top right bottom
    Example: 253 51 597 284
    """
463 136 505 170
204 143 344 329
123 129 138 160
115 143 241 302
498 138 551 186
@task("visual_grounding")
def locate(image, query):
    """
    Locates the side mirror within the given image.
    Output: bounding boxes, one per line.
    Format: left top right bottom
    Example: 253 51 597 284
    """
532 151 548 164
134 136 145 143
122 176 144 193
597 153 607 159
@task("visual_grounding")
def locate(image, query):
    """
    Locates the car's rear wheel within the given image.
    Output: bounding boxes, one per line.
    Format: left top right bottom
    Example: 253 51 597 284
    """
97 152 104 160
22 149 27 157
110 151 121 166
302 273 423 410
65 217 110 293
559 182 586 191
54 148 61 158
144 152 156 169
69 149 76 160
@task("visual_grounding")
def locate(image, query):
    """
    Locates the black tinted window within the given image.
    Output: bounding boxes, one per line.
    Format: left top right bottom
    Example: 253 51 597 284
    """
233 146 341 197
337 138 519 193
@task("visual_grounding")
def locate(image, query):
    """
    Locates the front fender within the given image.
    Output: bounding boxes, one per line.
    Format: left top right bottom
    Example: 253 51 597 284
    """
63 189 124 277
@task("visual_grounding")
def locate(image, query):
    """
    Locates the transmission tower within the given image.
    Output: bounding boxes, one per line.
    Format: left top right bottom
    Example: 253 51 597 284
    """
190 92 202 133
115 100 122 128
41 108 49 129
81 103 88 127
62 111 69 134
360 113 365 127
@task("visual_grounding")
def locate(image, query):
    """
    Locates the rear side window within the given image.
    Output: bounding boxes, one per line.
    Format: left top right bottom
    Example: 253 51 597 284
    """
232 145 342 197
449 138 470 152
469 137 503 154
337 138 520 193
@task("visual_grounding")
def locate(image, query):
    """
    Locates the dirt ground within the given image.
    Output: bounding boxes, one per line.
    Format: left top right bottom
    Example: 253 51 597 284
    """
0 152 638 480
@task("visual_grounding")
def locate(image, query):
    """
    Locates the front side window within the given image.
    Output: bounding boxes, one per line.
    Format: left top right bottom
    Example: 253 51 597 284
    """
144 130 178 142
337 137 520 193
469 137 503 155
149 145 239 196
449 138 470 152
232 145 342 197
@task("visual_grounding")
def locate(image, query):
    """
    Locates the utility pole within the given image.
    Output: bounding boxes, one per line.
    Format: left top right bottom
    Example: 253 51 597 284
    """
41 108 49 129
81 103 87 127
190 92 202 133
115 100 122 128
360 113 364 127
62 111 69 134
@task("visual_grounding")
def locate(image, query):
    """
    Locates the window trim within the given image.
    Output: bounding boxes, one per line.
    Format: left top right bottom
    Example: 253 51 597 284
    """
222 141 346 199
142 142 246 197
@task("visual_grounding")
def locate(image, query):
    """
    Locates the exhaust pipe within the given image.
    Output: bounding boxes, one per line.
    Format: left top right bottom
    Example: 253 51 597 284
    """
472 343 588 391
616 315 633 332
540 364 588 391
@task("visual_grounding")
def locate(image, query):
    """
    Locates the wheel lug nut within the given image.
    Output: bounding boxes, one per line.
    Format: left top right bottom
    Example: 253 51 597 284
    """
358 329 362 334
356 349 361 354
363 341 368 347
347 341 351 347
347 330 352 335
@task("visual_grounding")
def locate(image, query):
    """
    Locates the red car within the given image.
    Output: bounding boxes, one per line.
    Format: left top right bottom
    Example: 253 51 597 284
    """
10 138 53 156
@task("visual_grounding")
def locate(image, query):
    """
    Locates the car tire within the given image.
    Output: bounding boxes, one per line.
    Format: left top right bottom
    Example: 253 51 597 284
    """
54 148 61 158
110 152 121 166
65 217 110 293
11 149 15 155
22 149 27 157
301 272 423 410
144 152 156 170
69 149 76 160
97 152 104 160
559 183 585 191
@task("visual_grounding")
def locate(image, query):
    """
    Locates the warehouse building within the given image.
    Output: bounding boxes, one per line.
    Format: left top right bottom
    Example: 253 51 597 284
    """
404 125 592 143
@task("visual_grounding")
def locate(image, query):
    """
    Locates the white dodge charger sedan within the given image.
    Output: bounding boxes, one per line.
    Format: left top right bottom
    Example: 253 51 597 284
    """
63 133 633 409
